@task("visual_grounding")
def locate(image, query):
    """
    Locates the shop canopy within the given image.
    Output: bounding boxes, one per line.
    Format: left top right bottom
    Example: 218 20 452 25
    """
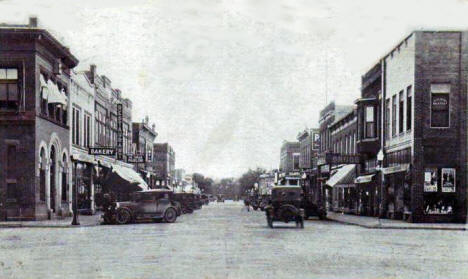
104 164 149 192
354 174 375 184
326 164 356 188
42 77 68 108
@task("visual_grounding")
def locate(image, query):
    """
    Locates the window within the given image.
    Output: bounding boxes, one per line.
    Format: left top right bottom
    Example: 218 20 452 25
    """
385 99 391 140
6 144 17 200
83 114 91 148
0 68 19 110
407 86 412 131
365 106 375 138
431 84 450 128
392 95 396 137
72 107 80 145
399 91 404 133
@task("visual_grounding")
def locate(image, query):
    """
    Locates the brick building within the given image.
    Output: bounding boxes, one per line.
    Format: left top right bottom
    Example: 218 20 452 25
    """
132 118 158 187
279 141 300 173
379 31 467 223
0 18 78 220
153 143 175 187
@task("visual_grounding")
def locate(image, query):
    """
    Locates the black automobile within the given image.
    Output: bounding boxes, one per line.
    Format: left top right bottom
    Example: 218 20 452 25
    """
217 195 225 203
103 189 179 225
172 193 195 214
201 194 209 205
265 186 304 229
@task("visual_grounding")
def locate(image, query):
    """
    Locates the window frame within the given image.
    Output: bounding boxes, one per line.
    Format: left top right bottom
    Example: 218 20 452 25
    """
0 68 20 110
430 84 450 128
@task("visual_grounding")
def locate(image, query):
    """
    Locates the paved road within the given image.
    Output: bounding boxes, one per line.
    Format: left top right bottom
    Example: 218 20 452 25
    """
0 201 467 279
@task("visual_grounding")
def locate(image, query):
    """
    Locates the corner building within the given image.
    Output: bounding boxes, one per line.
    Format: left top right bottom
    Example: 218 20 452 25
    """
379 31 467 223
0 19 78 220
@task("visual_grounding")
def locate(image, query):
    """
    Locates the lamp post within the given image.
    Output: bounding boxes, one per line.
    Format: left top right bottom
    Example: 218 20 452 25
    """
72 160 81 226
377 150 384 222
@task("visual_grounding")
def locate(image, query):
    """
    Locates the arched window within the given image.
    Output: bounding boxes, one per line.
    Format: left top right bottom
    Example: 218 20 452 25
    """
62 153 68 202
39 148 46 201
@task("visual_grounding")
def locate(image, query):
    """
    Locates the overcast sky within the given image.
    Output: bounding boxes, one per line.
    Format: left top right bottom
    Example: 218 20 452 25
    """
1 0 468 178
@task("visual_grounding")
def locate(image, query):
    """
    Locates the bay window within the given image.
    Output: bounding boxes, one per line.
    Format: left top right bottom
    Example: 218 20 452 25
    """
365 106 375 138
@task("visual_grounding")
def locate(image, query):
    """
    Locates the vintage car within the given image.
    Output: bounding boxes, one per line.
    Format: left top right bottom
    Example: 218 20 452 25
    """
217 194 225 203
172 193 195 214
265 186 304 229
194 194 203 210
102 189 179 225
201 194 209 205
258 194 271 211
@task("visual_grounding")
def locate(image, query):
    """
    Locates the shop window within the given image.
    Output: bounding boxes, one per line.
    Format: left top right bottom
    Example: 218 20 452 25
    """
430 84 450 128
6 144 17 200
72 107 80 145
365 106 375 138
0 68 19 110
399 91 404 133
406 85 412 131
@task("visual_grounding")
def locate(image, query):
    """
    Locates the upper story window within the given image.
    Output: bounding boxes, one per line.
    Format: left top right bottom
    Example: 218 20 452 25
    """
0 68 19 110
385 99 391 140
406 86 412 131
399 90 404 133
430 84 450 128
365 106 376 138
72 107 80 145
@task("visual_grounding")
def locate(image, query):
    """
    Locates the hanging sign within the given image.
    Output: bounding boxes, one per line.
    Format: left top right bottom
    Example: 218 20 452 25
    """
89 147 116 156
116 103 124 160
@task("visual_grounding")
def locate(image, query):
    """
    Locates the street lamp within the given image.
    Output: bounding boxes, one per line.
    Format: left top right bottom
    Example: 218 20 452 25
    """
376 149 384 222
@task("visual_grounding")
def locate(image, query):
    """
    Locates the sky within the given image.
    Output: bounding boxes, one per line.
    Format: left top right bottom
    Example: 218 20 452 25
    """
1 0 468 178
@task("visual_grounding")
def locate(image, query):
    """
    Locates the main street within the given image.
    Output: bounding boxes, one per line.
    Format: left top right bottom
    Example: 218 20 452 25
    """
0 201 466 279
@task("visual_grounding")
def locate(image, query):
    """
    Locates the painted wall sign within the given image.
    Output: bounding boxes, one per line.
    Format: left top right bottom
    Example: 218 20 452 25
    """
89 147 116 156
441 168 456 193
424 168 438 192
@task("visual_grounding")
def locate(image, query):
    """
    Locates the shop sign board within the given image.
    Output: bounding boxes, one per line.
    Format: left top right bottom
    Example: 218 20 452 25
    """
116 103 124 160
127 153 145 163
424 168 438 192
441 168 456 192
325 153 360 165
89 147 116 156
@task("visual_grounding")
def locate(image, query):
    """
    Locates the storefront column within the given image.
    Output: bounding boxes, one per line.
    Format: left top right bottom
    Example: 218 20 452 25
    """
44 159 51 213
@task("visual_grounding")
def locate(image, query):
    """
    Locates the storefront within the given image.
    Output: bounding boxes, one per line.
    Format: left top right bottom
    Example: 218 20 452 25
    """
354 174 379 216
422 166 458 221
326 164 356 213
382 164 411 220
71 153 97 215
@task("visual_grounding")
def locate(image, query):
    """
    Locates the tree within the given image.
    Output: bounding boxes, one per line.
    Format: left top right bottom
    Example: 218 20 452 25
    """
237 167 266 195
193 173 214 194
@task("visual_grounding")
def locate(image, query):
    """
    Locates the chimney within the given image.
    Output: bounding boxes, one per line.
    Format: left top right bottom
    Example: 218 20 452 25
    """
90 64 96 84
145 116 149 124
29 17 38 28
152 124 156 131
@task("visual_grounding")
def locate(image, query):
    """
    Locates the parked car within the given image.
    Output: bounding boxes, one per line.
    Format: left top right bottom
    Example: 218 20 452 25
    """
201 194 209 205
172 193 195 214
265 186 304 229
259 194 271 211
103 189 179 225
217 195 225 203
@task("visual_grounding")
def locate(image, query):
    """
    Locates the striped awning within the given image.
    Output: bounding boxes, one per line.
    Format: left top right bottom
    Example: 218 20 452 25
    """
326 164 356 187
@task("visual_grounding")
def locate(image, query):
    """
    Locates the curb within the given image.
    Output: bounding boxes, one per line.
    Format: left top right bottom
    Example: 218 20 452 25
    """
0 223 102 229
327 217 466 231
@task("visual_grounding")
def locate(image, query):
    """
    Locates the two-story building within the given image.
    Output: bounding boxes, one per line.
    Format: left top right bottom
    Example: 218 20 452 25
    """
279 141 300 174
132 117 158 187
153 143 176 187
0 18 78 220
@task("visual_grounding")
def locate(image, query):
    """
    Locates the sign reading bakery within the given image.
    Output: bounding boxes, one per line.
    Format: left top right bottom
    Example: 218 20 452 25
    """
431 94 449 111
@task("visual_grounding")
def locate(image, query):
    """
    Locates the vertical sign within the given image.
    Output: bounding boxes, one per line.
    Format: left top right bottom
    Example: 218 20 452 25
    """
116 103 123 160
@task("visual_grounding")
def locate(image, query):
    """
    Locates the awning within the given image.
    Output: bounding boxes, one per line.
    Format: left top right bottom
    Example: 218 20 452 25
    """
382 163 410 175
71 153 96 165
40 75 49 99
111 164 149 191
326 164 356 187
47 80 68 107
355 174 375 184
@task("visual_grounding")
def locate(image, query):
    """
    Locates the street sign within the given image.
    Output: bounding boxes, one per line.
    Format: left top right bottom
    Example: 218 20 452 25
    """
116 103 123 160
127 154 145 163
89 147 116 156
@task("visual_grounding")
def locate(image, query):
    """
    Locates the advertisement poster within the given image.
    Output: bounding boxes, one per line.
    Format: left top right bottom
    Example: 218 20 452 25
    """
424 168 438 192
441 168 456 192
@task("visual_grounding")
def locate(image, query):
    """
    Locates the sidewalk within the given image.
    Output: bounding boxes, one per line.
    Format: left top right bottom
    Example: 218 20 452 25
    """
327 211 467 231
0 213 103 228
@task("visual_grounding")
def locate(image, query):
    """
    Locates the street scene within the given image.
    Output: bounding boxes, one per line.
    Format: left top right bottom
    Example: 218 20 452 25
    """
1 0 468 278
1 201 467 279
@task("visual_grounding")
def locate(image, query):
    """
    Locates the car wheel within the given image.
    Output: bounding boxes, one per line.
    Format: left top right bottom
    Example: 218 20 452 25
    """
164 207 177 223
115 208 132 225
